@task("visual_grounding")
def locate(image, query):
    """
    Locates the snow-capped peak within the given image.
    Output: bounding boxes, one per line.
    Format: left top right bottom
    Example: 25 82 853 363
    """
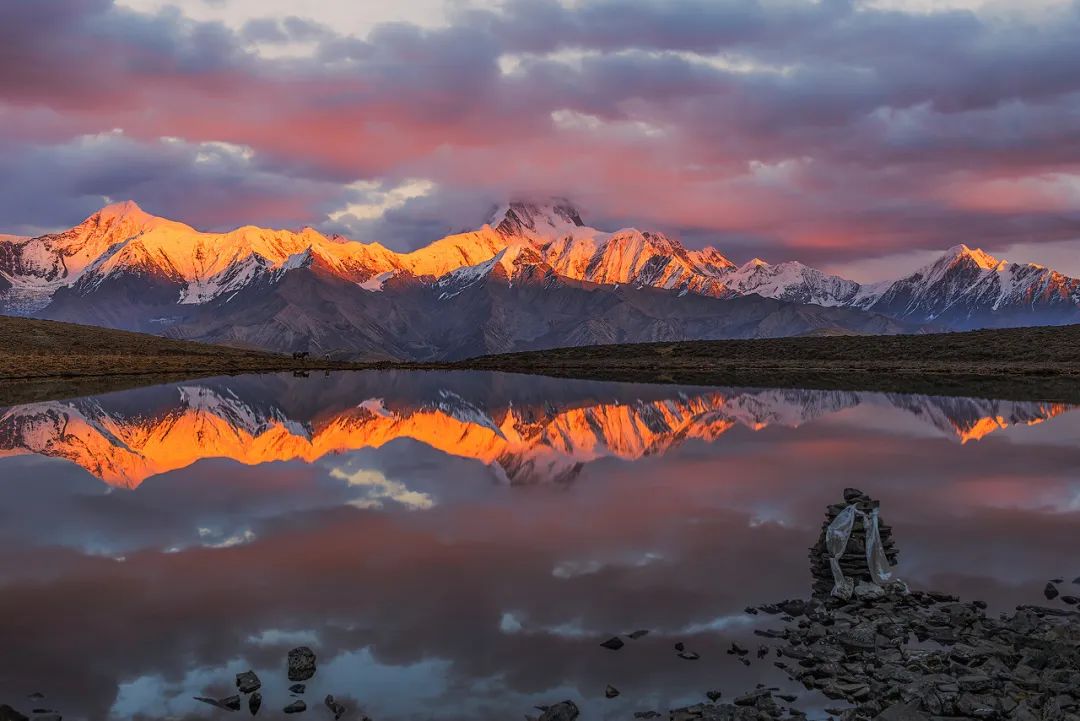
490 199 585 240
96 199 151 223
943 244 1005 271
722 258 860 307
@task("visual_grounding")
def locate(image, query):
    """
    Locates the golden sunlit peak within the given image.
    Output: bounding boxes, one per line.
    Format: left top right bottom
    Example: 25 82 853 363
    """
948 243 1004 271
95 199 150 221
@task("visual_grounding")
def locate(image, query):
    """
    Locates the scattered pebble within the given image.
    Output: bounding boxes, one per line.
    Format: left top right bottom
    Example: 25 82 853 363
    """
600 637 625 651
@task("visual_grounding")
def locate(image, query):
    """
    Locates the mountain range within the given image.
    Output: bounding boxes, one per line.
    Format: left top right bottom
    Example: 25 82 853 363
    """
2 200 1078 359
0 372 1069 488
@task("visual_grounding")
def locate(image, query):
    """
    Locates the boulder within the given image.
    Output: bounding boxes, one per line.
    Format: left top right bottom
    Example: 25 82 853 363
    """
287 647 317 682
236 670 261 694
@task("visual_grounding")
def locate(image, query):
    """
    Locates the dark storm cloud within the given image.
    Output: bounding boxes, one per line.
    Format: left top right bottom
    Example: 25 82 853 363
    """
0 0 1078 264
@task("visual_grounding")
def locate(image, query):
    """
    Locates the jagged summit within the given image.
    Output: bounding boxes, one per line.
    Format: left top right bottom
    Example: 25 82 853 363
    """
491 199 586 239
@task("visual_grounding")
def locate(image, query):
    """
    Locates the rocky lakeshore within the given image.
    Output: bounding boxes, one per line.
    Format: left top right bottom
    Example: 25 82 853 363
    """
589 490 1080 721
2 491 1075 721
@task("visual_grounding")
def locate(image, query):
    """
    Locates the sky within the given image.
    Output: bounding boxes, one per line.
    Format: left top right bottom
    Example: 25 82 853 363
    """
1 0 1079 280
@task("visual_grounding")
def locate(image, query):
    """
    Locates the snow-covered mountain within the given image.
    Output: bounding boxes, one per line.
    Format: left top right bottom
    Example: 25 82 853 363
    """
2 199 1077 358
849 244 1080 327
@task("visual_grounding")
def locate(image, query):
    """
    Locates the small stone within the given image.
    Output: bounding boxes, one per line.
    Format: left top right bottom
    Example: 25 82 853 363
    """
728 642 749 656
600 637 625 651
1060 596 1079 605
674 641 685 651
677 651 700 660
605 685 620 699
706 691 722 702
873 702 930 721
287 647 317 682
734 689 772 706
249 692 262 715
627 629 650 639
283 700 306 714
236 670 261 694
538 700 579 721
289 684 306 694
634 713 662 720
1045 582 1060 600
324 695 346 720
757 645 769 658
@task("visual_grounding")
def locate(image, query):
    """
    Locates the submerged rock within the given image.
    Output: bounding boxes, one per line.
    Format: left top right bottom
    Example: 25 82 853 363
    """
289 684 306 694
1045 582 1060 600
537 700 579 721
194 695 241 711
605 684 620 699
0 707 27 721
283 700 306 714
627 629 650 639
599 637 624 651
249 692 261 715
324 695 347 720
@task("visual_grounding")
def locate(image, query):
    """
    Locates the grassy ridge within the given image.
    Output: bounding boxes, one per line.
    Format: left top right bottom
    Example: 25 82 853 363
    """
453 325 1080 402
0 315 372 404
4 315 1080 405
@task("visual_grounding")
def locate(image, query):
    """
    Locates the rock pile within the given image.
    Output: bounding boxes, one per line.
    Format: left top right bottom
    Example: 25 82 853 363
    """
809 488 899 598
616 491 1078 721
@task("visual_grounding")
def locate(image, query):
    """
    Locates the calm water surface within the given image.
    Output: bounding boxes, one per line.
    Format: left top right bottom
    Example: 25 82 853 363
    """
0 371 1078 720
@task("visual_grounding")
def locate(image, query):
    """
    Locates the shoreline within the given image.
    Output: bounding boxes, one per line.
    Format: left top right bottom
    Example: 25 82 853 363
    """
4 359 1079 407
4 316 1080 405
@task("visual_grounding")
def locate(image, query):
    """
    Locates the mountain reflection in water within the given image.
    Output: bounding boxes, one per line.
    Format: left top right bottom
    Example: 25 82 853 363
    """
0 371 1077 721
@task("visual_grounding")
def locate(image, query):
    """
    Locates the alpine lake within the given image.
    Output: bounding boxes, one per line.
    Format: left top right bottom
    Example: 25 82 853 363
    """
0 371 1077 721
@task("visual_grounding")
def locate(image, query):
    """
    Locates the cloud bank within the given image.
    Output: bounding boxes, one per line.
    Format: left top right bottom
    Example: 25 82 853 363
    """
2 0 1079 274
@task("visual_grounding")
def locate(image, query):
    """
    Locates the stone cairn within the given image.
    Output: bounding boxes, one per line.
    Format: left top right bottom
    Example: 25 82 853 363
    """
809 487 899 598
